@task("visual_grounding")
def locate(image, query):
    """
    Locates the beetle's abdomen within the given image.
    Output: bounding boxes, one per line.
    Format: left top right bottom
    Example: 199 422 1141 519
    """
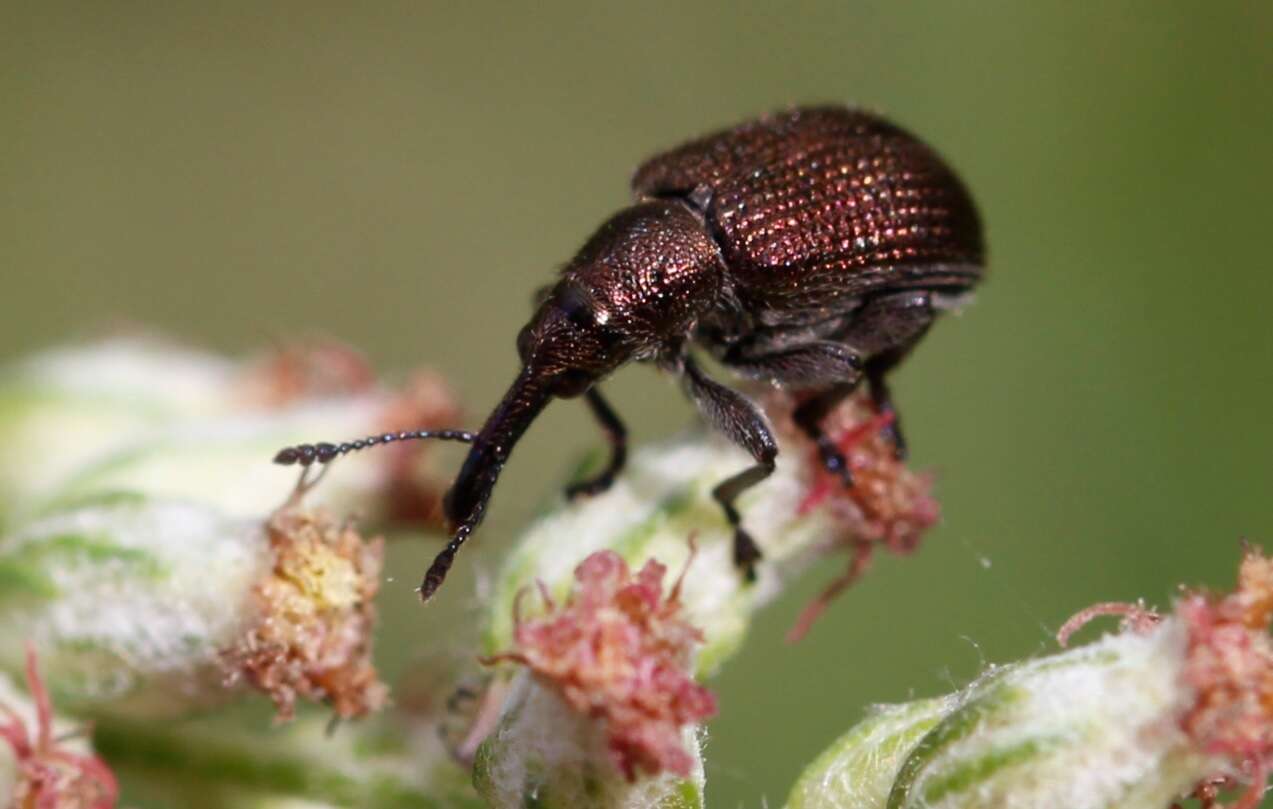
633 107 984 312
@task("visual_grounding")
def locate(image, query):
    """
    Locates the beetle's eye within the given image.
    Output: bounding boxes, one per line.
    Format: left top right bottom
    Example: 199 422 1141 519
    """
516 324 534 362
555 283 595 329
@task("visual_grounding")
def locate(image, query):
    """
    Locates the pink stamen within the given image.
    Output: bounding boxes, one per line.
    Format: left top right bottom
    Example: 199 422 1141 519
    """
1056 601 1160 647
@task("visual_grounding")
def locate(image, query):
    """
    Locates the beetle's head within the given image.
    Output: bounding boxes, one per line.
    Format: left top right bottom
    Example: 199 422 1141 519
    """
516 280 635 399
442 280 637 534
443 201 721 536
518 200 725 398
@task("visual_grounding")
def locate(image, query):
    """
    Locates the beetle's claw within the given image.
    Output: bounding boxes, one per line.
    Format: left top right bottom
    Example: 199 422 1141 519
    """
563 473 615 501
818 444 856 490
885 424 908 462
875 410 908 462
732 529 763 583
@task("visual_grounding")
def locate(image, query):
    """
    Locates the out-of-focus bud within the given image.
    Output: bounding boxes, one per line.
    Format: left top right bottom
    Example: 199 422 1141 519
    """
94 710 484 809
0 336 233 527
0 499 386 721
783 548 1273 809
784 697 955 809
1 645 118 808
0 336 461 531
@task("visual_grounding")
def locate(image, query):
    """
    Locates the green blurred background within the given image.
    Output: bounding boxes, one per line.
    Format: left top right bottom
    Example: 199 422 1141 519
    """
3 2 1272 806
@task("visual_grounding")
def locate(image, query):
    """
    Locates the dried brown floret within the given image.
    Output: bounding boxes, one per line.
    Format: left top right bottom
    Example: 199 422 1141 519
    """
239 342 463 531
237 340 377 407
223 507 387 721
376 370 464 529
484 550 717 781
1056 600 1161 647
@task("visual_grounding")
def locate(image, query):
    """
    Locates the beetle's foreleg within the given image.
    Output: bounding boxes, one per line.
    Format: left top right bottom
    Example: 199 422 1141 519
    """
676 353 777 581
564 386 628 500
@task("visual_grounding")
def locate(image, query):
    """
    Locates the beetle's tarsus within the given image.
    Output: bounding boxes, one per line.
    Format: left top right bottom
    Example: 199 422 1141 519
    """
815 436 856 488
867 378 908 461
564 474 615 500
880 407 908 461
732 528 763 582
793 383 858 488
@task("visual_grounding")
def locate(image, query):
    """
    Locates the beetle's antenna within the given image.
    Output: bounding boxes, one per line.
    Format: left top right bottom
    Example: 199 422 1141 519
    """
273 429 476 468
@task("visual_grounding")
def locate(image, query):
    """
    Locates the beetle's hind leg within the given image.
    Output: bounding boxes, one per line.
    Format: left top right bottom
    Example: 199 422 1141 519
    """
849 290 939 459
564 387 628 500
674 352 777 581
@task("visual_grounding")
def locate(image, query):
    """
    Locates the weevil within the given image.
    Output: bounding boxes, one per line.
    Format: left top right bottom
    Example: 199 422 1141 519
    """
276 106 984 600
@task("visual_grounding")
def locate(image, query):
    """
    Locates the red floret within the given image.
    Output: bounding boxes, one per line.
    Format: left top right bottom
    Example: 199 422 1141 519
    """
769 392 940 641
486 550 717 781
1176 549 1273 809
1 644 118 809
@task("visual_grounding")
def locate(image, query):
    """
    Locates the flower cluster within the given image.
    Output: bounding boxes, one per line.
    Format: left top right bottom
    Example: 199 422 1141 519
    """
486 550 716 780
7 334 1268 809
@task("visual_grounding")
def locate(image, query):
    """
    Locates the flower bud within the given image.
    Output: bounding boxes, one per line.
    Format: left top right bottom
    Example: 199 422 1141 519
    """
0 499 386 721
784 549 1273 809
94 710 483 809
0 337 460 531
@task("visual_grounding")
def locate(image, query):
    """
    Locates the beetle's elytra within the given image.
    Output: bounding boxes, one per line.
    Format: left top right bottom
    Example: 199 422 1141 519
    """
276 105 984 600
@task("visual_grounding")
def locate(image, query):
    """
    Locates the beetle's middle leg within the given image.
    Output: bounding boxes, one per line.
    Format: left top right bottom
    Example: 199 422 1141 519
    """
673 352 777 580
563 387 628 499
